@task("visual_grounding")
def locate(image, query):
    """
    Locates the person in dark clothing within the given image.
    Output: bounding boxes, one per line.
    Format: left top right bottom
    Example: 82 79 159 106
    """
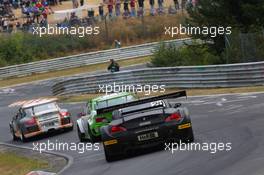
149 0 155 15
174 0 179 10
138 0 144 8
123 0 129 17
99 3 104 20
80 0 84 6
107 59 120 72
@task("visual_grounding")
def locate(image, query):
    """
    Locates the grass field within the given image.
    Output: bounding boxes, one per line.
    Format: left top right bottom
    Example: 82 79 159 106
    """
0 152 49 175
0 56 151 88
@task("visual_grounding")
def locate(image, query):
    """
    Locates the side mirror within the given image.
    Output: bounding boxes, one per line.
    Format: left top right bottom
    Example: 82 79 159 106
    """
77 112 86 118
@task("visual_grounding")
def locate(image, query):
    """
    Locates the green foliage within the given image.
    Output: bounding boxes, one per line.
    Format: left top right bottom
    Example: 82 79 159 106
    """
0 33 97 67
222 31 264 63
0 15 184 67
186 0 264 54
151 42 221 67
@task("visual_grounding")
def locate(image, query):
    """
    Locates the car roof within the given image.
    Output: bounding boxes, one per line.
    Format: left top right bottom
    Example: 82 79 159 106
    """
9 98 58 108
92 92 134 102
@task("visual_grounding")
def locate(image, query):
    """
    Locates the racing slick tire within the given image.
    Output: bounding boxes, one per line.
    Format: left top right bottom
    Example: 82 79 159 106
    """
101 128 123 162
87 125 100 143
20 131 28 143
66 125 74 132
103 144 121 162
10 127 19 141
180 127 194 143
186 127 194 143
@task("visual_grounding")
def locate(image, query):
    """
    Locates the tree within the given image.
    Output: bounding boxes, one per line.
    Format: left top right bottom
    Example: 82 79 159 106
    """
186 0 264 54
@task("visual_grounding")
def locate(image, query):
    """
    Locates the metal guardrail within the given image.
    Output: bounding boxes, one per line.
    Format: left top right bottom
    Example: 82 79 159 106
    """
0 38 192 79
52 61 264 96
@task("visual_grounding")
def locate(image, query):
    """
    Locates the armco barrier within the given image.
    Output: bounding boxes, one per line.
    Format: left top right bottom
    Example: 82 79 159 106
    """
52 61 264 96
0 38 192 79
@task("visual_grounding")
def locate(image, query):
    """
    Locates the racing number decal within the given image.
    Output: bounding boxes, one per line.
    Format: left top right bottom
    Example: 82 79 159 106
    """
151 100 164 107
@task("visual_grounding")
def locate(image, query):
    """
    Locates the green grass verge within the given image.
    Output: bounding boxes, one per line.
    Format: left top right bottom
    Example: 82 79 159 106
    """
0 56 151 88
0 152 49 175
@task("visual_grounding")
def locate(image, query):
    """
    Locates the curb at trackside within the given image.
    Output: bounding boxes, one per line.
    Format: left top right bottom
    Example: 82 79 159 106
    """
0 142 73 175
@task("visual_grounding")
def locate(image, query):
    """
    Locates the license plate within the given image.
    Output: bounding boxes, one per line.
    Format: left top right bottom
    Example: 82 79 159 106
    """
137 132 158 141
44 122 55 127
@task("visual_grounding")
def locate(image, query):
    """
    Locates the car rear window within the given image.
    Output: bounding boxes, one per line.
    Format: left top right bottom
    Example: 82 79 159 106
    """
25 102 58 115
96 95 135 109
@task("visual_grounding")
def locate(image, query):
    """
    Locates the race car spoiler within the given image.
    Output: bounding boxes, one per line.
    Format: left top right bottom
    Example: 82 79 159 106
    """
96 91 187 115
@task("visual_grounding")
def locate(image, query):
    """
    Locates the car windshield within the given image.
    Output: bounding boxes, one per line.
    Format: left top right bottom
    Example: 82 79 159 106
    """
96 95 135 109
25 102 58 115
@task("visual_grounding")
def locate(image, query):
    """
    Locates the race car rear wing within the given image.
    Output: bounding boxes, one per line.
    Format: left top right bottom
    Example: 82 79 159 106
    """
96 91 187 115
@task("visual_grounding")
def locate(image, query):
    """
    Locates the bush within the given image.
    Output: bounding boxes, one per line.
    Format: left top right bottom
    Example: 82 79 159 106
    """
222 31 264 63
151 42 222 67
0 33 97 66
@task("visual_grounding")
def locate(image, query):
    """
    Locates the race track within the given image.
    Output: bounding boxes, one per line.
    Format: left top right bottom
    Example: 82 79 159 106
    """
1 76 264 175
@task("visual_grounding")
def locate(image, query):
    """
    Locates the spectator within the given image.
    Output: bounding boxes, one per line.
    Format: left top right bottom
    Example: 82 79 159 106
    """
130 0 135 17
2 17 8 31
72 0 79 8
168 5 176 14
173 0 179 10
123 0 129 17
137 0 144 16
149 0 155 16
181 0 187 9
107 59 120 72
157 0 164 14
115 0 121 16
138 0 144 8
108 0 113 17
98 3 104 20
39 14 47 27
80 0 84 6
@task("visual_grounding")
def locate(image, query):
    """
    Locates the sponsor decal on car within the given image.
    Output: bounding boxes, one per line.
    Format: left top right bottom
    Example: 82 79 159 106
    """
104 139 118 146
178 123 191 130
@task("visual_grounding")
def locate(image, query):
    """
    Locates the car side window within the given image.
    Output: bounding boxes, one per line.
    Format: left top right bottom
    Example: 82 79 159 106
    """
16 112 22 120
85 102 91 115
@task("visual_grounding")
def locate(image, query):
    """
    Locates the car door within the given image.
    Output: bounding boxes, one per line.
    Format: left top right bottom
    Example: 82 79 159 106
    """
16 109 26 134
11 112 20 135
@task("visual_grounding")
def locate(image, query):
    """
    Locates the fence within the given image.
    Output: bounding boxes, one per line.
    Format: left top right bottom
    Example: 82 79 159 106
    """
52 61 264 96
0 38 192 79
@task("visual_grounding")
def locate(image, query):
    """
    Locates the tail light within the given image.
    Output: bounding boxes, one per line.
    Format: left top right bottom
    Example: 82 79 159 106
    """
165 113 182 122
25 117 37 125
60 111 70 118
96 117 107 123
110 125 126 134
60 111 71 125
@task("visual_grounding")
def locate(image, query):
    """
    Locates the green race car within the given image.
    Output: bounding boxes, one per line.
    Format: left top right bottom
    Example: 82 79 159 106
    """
76 92 137 142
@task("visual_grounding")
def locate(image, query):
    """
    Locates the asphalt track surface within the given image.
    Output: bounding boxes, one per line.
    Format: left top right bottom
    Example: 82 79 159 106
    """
0 68 264 175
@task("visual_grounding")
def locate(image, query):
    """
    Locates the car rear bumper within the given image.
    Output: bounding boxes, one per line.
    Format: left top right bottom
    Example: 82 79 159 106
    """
103 122 193 155
24 123 73 138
